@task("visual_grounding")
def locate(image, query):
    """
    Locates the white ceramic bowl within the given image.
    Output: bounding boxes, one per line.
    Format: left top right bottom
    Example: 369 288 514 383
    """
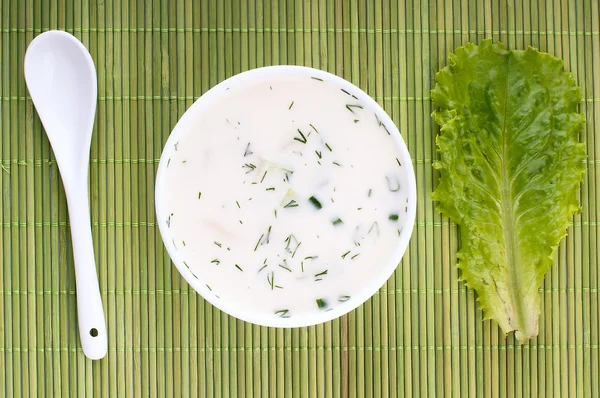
155 66 416 327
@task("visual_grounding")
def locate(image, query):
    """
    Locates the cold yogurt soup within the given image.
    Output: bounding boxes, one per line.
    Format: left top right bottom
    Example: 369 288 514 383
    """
157 67 414 326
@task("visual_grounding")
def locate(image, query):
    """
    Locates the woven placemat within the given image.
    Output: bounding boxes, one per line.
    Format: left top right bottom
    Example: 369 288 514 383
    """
1 0 598 396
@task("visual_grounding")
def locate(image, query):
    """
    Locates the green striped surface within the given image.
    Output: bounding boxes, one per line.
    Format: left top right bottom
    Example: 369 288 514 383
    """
1 0 599 396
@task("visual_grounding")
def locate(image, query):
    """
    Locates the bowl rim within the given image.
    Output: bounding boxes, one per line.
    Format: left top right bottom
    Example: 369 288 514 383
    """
155 65 417 328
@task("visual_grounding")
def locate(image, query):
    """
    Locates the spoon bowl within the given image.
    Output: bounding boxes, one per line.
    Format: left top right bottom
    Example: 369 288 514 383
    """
24 30 107 360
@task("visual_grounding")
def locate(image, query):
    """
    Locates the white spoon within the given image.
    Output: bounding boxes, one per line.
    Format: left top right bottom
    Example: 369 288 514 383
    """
24 30 107 360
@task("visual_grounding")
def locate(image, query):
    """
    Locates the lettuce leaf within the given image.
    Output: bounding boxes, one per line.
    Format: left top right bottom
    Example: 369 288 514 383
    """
431 40 586 341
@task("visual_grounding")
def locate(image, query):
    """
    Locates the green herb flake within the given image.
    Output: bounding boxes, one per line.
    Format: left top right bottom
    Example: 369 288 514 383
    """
198 192 202 199
234 264 244 272
316 299 328 310
338 295 350 303
325 143 333 152
211 259 220 265
389 214 399 221
206 284 212 291
309 196 322 209
311 76 323 81
288 101 294 110
341 250 351 259
332 218 343 226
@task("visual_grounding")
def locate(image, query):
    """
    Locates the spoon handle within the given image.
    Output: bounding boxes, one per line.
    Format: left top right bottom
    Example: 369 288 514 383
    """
66 183 108 360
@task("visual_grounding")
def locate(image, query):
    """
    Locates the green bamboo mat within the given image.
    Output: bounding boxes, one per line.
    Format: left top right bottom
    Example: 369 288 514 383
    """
1 0 599 396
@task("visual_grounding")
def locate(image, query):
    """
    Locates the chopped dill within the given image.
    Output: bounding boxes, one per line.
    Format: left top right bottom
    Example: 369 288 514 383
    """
292 242 302 258
260 171 268 183
369 221 380 237
345 104 363 114
275 309 290 318
294 129 308 144
243 163 257 173
279 261 292 272
283 200 298 208
267 272 275 290
244 142 253 156
254 234 264 251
